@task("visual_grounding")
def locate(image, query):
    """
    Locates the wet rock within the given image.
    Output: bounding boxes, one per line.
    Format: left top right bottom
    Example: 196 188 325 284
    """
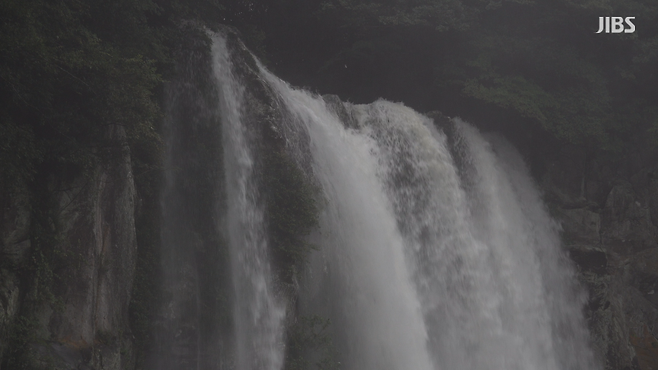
559 207 601 244
323 94 359 129
0 125 137 370
539 146 658 370
0 186 31 362
568 248 607 274
46 125 137 369
602 183 658 255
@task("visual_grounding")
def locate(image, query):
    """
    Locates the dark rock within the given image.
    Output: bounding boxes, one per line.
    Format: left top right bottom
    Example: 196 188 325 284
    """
536 142 658 369
323 94 358 129
426 111 452 130
0 176 31 363
601 183 658 255
568 248 608 274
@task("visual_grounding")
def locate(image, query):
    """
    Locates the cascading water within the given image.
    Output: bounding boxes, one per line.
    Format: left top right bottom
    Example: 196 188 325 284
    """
211 34 286 370
157 29 600 370
264 76 435 370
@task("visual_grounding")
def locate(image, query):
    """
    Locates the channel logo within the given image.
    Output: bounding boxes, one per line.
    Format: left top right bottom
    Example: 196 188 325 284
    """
596 17 636 33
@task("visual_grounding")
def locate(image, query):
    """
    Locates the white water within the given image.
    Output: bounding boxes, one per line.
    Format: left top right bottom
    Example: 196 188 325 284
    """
212 34 286 370
265 76 435 370
206 31 599 370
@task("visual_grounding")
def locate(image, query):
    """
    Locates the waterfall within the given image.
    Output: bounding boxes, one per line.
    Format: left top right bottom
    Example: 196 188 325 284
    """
212 34 286 370
156 29 599 370
263 75 435 370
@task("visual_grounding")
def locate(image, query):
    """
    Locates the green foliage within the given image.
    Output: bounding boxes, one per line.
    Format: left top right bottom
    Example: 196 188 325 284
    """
464 73 557 123
0 0 172 366
453 0 657 149
223 0 657 153
0 0 166 192
317 0 477 31
458 34 616 146
1 0 657 366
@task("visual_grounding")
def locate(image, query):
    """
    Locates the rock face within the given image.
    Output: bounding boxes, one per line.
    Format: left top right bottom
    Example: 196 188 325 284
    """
49 125 138 370
0 125 137 370
0 186 31 365
146 28 231 370
1 26 655 369
539 143 658 370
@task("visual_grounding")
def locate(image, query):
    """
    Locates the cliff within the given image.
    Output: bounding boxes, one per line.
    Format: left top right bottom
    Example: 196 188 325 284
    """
1 126 138 370
538 142 658 370
2 28 657 370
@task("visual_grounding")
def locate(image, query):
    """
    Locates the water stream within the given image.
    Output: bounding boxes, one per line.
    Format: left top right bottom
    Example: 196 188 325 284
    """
155 30 599 370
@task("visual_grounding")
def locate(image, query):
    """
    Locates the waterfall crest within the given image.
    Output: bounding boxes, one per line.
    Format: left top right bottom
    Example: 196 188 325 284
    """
156 29 600 370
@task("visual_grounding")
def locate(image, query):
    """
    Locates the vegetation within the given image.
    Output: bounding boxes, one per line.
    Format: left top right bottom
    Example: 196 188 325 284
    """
2 0 657 369
218 0 658 152
1 2 656 219
1 0 171 367
0 0 167 193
